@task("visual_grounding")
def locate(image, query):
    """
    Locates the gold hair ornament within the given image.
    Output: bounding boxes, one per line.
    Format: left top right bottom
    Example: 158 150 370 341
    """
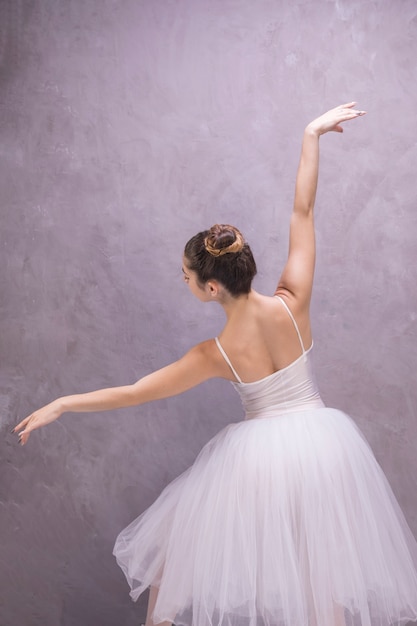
204 230 245 257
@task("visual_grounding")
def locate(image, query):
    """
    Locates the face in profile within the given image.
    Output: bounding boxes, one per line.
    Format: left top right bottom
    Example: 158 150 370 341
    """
182 260 210 301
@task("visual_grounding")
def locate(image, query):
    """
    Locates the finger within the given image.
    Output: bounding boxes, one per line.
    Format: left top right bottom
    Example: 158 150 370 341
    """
13 416 31 433
345 110 367 118
337 102 367 119
342 111 362 118
18 424 34 443
18 430 27 445
339 101 357 109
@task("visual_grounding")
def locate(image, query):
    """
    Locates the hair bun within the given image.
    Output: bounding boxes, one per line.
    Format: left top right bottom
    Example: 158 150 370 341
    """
204 224 244 257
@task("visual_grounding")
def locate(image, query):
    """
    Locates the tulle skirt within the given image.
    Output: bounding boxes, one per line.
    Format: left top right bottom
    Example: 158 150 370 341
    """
113 408 417 626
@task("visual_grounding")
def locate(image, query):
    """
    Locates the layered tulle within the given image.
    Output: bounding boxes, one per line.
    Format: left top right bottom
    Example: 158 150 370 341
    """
113 407 417 626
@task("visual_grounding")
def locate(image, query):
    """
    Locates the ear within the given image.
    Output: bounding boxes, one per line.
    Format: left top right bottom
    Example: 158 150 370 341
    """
206 281 219 297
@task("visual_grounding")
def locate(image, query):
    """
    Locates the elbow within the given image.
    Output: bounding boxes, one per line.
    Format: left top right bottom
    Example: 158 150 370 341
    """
125 383 143 407
292 206 315 222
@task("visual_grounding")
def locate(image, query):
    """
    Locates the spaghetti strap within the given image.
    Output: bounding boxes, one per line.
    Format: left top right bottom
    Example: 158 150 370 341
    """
215 337 243 384
275 295 306 354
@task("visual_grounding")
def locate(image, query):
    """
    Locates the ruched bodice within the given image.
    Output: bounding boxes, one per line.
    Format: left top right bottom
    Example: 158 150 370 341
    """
231 345 324 419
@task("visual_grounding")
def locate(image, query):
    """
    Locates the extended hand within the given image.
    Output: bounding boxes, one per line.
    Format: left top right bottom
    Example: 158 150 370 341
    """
13 400 62 445
307 102 366 136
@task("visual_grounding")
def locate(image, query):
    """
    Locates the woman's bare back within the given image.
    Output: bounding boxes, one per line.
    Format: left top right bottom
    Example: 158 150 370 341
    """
215 291 312 383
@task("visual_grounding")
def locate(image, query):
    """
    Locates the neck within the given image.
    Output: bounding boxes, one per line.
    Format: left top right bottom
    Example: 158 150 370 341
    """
219 289 256 320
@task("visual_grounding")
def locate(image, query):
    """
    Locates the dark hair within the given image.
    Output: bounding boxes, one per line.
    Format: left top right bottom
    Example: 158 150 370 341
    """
184 224 257 296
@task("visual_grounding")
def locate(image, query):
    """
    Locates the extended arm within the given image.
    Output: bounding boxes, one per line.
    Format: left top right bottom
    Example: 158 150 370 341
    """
13 340 220 445
276 102 366 309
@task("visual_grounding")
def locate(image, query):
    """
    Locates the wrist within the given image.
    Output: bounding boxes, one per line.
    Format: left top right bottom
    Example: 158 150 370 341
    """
304 124 321 138
54 397 66 415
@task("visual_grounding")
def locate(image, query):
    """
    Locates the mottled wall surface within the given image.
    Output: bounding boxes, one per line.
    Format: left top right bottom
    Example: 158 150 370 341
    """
1 1 416 624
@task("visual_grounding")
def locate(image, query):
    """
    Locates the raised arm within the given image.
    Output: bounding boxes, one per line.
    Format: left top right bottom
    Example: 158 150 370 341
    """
13 340 220 445
275 102 366 309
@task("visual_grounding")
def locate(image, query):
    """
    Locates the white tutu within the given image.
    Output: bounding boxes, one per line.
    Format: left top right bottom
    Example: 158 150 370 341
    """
114 406 417 626
113 301 417 626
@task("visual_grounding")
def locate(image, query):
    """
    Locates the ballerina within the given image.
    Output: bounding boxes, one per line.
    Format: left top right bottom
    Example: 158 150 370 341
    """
14 103 417 626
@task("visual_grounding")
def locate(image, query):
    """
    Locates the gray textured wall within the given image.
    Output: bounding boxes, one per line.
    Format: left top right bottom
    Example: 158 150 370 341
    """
1 1 416 625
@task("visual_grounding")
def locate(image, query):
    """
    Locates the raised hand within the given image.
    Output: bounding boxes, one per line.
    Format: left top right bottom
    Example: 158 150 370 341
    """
276 100 366 305
307 102 366 136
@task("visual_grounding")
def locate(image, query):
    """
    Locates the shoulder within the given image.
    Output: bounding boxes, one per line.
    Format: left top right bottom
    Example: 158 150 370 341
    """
182 339 224 376
252 289 311 340
252 292 291 323
273 288 312 346
189 339 217 358
187 338 239 381
274 287 309 319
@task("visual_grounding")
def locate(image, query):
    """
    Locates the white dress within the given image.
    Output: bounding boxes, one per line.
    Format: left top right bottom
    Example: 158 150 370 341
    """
113 297 417 626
